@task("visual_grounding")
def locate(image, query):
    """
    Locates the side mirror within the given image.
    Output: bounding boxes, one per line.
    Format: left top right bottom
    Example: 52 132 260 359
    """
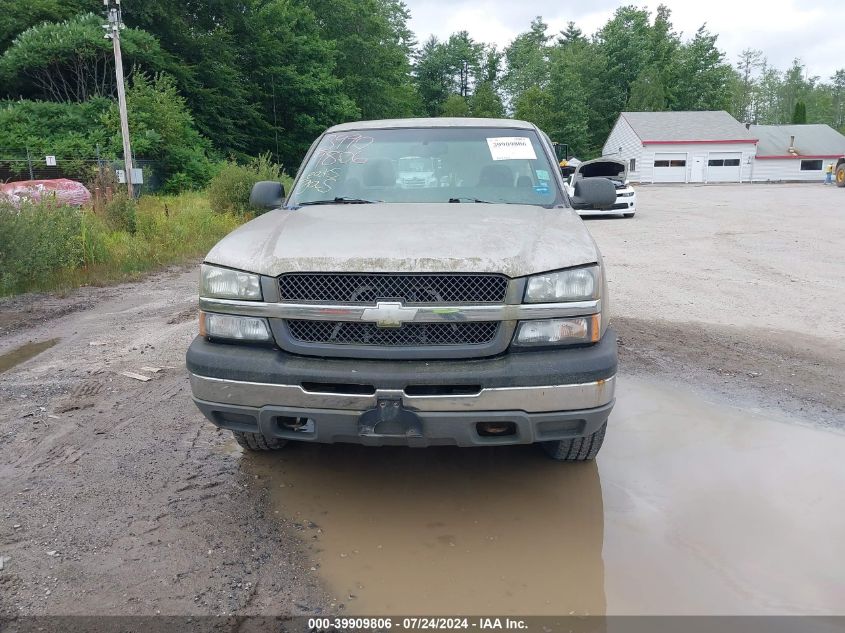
249 181 285 210
570 178 616 210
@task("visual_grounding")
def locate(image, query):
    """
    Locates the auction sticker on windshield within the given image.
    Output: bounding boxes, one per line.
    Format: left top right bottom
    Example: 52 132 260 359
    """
487 137 537 161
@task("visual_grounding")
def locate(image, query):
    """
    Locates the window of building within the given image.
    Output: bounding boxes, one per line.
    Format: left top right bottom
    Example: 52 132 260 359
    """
724 158 741 167
629 158 636 172
654 160 670 167
708 159 724 167
800 159 823 171
669 160 686 167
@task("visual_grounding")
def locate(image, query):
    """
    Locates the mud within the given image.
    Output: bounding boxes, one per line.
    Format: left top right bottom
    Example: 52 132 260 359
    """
0 339 59 374
248 378 845 616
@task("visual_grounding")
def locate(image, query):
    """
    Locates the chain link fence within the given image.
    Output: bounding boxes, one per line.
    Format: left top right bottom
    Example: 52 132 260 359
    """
0 147 164 194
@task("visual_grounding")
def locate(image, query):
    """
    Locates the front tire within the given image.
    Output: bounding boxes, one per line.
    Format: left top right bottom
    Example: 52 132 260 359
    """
623 212 635 218
233 430 288 451
836 164 845 188
541 422 606 461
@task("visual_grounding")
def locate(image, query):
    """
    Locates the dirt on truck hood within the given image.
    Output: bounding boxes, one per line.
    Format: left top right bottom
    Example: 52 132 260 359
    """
204 203 599 277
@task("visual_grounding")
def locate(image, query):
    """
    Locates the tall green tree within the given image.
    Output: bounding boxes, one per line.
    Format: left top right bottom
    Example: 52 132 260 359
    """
244 0 358 168
791 100 807 123
831 70 845 131
595 6 654 114
440 93 469 117
0 0 100 54
304 0 419 120
558 22 585 47
627 65 666 111
103 73 216 190
443 31 485 98
672 25 734 111
502 17 550 107
543 46 591 157
122 0 268 156
731 48 764 122
414 36 454 116
0 13 169 102
513 85 554 131
469 81 504 118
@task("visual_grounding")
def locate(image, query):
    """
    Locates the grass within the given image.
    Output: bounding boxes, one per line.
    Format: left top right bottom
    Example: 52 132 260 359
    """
0 192 243 296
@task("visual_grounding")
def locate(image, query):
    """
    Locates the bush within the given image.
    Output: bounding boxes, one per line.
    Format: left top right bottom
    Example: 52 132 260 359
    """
207 153 291 214
0 201 84 295
103 193 137 233
0 192 241 296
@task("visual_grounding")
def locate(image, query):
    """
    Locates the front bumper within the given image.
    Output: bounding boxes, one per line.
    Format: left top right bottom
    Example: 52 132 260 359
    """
575 192 637 216
186 329 617 447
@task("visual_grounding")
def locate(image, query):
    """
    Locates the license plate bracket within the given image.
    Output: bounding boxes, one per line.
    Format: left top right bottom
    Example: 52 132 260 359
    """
358 397 423 438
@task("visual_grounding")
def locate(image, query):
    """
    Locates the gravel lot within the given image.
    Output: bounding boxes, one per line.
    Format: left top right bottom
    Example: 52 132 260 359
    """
587 183 845 426
0 183 842 619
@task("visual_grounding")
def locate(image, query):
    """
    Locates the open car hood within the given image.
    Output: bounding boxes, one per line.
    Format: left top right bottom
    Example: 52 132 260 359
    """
574 157 627 182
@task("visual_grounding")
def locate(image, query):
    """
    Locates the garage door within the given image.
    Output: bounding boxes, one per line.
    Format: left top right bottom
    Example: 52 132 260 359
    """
707 152 742 182
653 153 687 182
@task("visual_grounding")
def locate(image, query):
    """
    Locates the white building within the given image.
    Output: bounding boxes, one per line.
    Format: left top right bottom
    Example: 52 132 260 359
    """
602 111 758 183
749 124 845 182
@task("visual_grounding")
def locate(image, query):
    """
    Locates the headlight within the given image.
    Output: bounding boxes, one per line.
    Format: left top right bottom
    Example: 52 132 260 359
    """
201 264 262 300
200 312 271 341
524 266 599 303
514 315 600 347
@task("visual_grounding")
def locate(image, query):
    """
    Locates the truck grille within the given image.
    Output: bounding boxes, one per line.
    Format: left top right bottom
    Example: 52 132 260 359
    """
287 320 499 346
279 273 508 304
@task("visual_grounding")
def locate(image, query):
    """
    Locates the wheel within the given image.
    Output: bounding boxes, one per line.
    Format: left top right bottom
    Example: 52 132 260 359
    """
541 422 606 461
232 430 287 451
836 164 845 188
623 212 635 218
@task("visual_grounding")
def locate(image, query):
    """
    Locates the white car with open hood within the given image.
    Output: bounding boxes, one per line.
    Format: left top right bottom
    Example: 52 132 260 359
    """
564 157 637 218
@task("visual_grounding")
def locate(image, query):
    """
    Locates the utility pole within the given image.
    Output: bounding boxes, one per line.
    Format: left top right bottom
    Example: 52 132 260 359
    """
104 0 133 196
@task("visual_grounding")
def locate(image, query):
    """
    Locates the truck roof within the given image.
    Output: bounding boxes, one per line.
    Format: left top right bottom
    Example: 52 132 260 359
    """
326 118 536 132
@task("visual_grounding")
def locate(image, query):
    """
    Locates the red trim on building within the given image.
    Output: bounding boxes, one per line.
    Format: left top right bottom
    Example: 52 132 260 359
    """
641 139 758 145
755 154 843 159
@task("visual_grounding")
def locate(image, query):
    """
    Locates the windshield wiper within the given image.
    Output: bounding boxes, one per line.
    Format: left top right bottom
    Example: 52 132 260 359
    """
448 197 491 203
298 197 378 206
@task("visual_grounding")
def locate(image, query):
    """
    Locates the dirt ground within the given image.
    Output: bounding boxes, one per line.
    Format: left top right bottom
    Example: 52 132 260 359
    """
0 184 843 619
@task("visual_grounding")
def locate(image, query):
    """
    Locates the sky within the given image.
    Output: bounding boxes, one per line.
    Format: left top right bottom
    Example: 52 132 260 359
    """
404 0 843 80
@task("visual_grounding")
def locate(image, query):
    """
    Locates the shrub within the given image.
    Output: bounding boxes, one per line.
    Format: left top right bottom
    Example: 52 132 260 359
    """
103 193 137 233
0 192 241 296
207 153 291 215
0 201 84 295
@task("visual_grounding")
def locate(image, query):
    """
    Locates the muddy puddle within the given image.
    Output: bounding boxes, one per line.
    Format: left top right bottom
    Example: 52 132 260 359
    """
0 338 60 374
245 377 845 615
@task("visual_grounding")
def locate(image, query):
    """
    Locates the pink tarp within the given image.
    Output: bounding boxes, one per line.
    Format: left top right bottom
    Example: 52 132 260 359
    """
0 179 92 207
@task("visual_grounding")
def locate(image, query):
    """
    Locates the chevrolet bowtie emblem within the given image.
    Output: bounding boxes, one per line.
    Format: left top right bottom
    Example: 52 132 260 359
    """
361 301 418 328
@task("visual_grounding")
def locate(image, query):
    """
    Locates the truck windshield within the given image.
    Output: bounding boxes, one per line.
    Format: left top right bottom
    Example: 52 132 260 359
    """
287 127 563 207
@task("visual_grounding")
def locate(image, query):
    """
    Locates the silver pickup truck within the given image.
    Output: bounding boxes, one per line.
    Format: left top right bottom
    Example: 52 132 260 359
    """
186 118 618 460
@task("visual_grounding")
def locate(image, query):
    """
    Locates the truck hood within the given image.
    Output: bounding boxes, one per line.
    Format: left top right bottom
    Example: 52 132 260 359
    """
204 203 599 278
